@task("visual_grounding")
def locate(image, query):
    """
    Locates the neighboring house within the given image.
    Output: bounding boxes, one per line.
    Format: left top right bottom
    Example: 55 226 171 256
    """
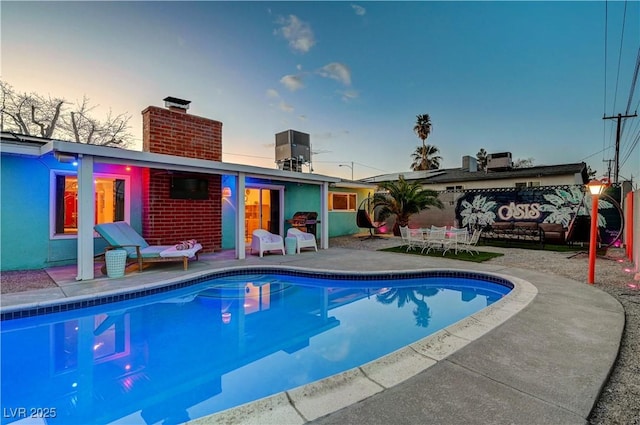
1 98 356 277
360 154 590 230
362 154 588 190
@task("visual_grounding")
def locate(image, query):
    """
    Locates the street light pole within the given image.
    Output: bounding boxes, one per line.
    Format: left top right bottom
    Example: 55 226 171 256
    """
586 178 609 284
339 162 354 180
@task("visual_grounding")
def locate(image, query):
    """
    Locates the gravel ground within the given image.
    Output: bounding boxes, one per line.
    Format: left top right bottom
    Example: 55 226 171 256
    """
1 237 638 423
0 269 58 294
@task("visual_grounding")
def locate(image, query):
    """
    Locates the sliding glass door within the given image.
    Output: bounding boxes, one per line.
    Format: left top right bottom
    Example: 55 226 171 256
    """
244 187 281 243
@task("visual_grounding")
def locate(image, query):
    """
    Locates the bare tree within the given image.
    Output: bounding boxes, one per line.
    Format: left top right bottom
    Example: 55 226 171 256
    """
1 80 132 147
64 97 131 147
513 157 535 168
1 80 64 138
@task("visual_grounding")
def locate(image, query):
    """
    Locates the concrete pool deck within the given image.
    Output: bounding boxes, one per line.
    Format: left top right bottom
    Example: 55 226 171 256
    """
0 246 624 425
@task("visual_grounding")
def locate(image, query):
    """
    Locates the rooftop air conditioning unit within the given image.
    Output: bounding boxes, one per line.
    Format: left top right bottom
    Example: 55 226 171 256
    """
486 152 512 170
275 130 310 172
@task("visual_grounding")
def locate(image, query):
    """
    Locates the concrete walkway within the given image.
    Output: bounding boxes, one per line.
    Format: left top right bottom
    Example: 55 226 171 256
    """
1 247 624 425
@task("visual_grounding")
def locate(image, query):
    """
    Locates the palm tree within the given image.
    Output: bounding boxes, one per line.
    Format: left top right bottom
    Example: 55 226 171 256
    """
476 148 488 171
373 177 443 235
411 144 441 171
413 114 432 149
413 114 432 169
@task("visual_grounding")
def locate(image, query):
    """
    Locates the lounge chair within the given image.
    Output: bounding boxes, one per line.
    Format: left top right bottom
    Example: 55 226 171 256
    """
251 229 285 257
94 221 202 272
286 228 318 254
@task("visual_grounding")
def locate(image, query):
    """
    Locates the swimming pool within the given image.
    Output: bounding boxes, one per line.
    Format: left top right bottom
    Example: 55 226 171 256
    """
0 269 512 425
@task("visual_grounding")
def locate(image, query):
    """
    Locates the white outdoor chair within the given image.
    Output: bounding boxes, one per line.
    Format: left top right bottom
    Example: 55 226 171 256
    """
457 228 481 255
423 227 447 253
251 229 285 257
399 226 426 252
286 228 318 254
444 228 469 255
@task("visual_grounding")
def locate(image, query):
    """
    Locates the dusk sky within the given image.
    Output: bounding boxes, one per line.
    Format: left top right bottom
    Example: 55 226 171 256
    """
2 1 639 183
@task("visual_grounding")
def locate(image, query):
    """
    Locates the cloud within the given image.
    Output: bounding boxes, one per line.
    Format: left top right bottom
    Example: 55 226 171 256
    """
279 101 294 113
317 63 351 86
340 89 359 102
275 15 316 53
351 4 366 16
266 88 280 98
280 74 305 91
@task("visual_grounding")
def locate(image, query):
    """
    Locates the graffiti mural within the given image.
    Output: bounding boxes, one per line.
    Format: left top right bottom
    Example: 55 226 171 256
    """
454 185 624 246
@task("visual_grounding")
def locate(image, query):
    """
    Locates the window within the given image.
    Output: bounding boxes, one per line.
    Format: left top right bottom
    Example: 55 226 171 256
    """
445 185 463 191
52 173 128 236
329 192 357 211
515 181 540 188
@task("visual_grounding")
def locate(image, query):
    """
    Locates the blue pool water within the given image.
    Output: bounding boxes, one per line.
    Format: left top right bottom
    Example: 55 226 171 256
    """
1 271 511 425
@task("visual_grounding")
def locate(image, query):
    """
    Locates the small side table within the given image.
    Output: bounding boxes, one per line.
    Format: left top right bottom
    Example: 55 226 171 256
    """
105 249 127 278
285 237 297 255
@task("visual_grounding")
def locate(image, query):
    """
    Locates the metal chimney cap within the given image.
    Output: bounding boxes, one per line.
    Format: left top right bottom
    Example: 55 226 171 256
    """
163 97 191 110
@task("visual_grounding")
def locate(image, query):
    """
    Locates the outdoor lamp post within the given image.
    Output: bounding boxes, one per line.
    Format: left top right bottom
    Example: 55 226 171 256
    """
586 178 609 284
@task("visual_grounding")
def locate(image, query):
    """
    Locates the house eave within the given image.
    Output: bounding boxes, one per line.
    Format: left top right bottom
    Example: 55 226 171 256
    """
42 140 341 184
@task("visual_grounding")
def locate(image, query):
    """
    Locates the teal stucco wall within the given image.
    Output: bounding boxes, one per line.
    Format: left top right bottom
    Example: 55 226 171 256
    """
328 187 372 237
1 152 143 271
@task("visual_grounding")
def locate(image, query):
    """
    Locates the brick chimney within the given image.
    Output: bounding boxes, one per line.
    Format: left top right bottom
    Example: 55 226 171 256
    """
140 98 223 252
142 97 222 160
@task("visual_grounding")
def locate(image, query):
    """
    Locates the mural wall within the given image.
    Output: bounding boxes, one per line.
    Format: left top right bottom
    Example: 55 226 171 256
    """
454 185 624 246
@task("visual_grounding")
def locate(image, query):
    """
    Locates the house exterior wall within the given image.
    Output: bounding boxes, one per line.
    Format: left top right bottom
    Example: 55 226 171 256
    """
141 106 223 252
328 187 372 237
1 154 52 270
0 154 143 270
141 170 221 251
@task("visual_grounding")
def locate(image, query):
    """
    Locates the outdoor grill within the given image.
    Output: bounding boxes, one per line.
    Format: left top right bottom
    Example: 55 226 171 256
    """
287 211 319 238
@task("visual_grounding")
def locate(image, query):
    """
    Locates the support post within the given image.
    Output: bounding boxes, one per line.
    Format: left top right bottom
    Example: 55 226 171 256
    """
588 193 599 284
236 172 246 259
76 154 95 281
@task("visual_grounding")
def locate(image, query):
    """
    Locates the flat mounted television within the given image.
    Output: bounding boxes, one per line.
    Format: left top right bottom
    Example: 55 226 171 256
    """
170 177 209 200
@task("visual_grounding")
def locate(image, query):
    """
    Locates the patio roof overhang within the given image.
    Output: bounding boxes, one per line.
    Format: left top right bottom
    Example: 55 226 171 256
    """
40 139 341 185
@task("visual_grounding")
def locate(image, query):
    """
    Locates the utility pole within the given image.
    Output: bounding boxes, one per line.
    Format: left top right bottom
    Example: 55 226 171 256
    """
603 112 637 184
